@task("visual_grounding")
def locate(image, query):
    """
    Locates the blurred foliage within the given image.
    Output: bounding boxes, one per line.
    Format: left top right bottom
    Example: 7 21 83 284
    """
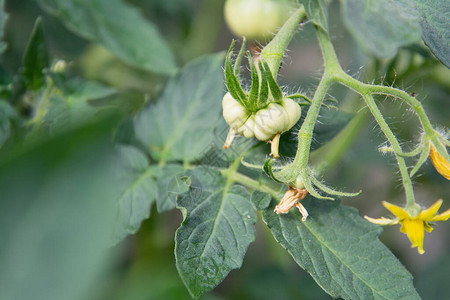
0 0 448 299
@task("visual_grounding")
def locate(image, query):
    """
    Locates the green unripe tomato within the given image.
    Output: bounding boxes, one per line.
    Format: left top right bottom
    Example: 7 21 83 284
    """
254 102 289 140
283 97 302 129
222 92 249 130
254 98 301 141
222 93 300 142
224 0 291 41
237 115 256 138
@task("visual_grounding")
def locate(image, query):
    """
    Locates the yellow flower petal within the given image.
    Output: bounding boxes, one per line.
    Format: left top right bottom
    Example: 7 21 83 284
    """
430 208 450 222
429 143 450 180
364 216 399 225
418 199 443 220
423 222 434 233
401 219 425 254
382 201 409 219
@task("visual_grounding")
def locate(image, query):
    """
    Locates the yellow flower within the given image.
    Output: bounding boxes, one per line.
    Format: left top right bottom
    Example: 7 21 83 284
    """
365 200 450 254
429 143 450 180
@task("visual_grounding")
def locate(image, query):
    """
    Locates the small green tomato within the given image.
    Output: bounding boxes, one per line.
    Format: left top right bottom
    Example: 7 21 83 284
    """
254 98 301 141
254 102 289 141
224 0 291 41
222 92 249 130
237 115 255 138
222 93 301 157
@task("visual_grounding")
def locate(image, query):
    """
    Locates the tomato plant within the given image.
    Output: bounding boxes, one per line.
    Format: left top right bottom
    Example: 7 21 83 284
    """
0 0 449 299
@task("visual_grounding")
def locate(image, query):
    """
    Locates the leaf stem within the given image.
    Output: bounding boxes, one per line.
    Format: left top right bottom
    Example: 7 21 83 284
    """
361 93 416 206
334 73 435 137
226 170 283 199
292 28 344 171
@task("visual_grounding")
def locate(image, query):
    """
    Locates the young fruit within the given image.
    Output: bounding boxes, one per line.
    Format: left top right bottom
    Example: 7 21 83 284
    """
222 92 250 130
254 98 301 140
222 92 301 157
224 0 292 41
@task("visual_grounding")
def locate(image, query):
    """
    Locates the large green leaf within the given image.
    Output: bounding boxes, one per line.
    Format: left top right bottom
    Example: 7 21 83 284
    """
0 0 8 53
341 0 422 58
175 167 257 298
155 163 186 213
263 197 420 299
298 0 330 31
0 120 118 300
134 53 225 163
37 0 176 74
22 17 49 90
111 145 158 244
412 0 450 68
42 78 116 132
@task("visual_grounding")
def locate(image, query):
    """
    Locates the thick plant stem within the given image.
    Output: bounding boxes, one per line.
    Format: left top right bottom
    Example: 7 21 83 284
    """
227 170 283 198
335 72 435 138
293 76 332 170
260 7 306 77
362 94 416 207
292 28 338 171
316 27 434 139
315 28 342 73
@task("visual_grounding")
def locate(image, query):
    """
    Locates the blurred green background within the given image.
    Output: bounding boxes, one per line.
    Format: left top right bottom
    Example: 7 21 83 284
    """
0 0 449 299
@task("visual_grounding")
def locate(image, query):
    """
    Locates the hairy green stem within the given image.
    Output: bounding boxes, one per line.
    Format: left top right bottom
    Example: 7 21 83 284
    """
220 155 282 198
335 73 435 137
294 76 332 170
362 94 416 206
260 7 306 77
292 28 340 171
228 170 283 199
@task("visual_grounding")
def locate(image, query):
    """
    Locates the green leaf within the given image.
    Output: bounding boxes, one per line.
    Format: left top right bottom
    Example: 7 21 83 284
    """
234 38 246 81
43 79 116 132
257 60 269 107
298 0 329 31
0 0 7 53
263 197 420 300
261 60 283 102
0 120 118 300
0 100 15 148
250 190 272 210
175 166 257 298
341 0 422 58
225 43 247 107
203 118 258 164
134 53 225 163
111 145 158 244
22 17 49 90
247 52 259 106
155 163 186 213
37 0 177 74
412 0 450 68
